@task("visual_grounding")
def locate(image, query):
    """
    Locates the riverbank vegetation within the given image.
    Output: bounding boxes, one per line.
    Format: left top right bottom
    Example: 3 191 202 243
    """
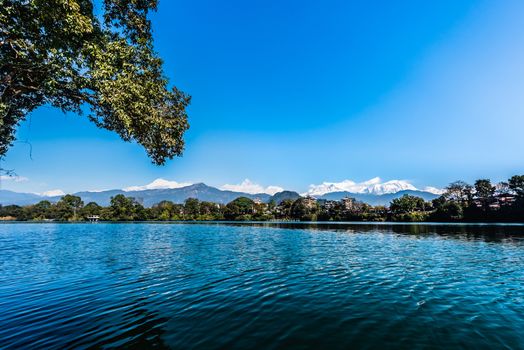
1 176 523 223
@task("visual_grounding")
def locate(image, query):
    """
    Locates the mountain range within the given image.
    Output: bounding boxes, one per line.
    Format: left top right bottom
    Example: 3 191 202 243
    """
0 183 440 207
304 177 443 197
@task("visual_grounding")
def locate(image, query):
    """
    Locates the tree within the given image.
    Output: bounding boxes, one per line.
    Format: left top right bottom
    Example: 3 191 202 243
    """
431 198 463 221
32 200 54 220
389 194 428 221
224 197 255 220
151 200 183 220
495 181 511 196
276 199 294 219
0 204 25 220
107 194 144 221
183 198 200 219
509 175 524 198
1 0 190 164
199 201 222 220
80 201 101 218
290 197 318 221
444 181 473 206
390 194 426 214
474 179 495 211
56 194 84 220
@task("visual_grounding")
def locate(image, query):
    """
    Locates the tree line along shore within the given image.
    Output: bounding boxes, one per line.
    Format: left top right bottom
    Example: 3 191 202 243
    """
1 176 523 223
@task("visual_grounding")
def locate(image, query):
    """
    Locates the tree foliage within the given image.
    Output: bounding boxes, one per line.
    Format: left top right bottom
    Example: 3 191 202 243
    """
389 194 429 221
290 197 318 221
474 179 495 211
107 194 144 220
390 194 426 214
444 181 473 206
509 175 524 199
0 0 190 164
224 197 255 220
183 198 200 219
55 194 84 220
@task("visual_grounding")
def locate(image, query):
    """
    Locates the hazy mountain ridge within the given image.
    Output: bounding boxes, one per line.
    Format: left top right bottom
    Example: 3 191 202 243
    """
64 183 273 207
1 184 439 207
0 190 44 206
0 183 271 207
270 191 301 204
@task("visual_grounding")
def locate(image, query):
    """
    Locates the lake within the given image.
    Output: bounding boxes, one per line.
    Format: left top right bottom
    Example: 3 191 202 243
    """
1 222 524 349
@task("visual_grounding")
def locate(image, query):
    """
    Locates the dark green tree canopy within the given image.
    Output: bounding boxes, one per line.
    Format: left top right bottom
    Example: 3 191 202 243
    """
390 194 427 214
509 175 524 198
108 194 144 220
474 179 495 201
1 0 190 164
224 197 255 220
55 194 84 220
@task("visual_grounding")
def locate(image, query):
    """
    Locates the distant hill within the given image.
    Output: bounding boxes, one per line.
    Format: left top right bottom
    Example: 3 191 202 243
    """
269 191 301 204
318 190 439 206
0 183 271 207
119 183 271 207
0 190 45 206
1 185 439 207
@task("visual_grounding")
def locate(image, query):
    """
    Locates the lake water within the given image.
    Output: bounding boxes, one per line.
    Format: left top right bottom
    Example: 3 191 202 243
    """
1 222 524 349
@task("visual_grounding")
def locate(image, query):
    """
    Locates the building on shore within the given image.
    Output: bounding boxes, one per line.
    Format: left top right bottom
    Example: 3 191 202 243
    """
303 196 317 209
87 215 100 222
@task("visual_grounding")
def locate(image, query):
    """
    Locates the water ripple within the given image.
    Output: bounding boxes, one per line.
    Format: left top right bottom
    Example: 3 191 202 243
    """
1 223 524 349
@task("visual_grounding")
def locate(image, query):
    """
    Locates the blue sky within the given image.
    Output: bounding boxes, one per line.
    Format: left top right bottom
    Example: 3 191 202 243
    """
2 0 524 195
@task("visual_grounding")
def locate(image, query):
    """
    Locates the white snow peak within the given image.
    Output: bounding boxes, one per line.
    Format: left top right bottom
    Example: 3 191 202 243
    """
305 177 434 196
123 178 192 192
423 186 446 195
41 189 66 197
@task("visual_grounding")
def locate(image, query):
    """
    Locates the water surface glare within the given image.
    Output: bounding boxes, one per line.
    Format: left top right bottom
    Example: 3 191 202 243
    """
1 223 524 349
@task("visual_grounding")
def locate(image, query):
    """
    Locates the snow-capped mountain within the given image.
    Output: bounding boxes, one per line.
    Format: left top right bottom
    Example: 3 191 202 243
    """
361 179 417 195
1 177 445 207
305 177 442 196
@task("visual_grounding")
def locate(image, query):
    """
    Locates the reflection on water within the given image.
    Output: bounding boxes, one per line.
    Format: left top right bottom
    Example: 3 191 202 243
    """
205 221 524 242
1 222 524 349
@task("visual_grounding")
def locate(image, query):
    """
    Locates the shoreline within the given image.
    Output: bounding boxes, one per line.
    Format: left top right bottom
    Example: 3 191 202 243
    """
2 220 524 226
